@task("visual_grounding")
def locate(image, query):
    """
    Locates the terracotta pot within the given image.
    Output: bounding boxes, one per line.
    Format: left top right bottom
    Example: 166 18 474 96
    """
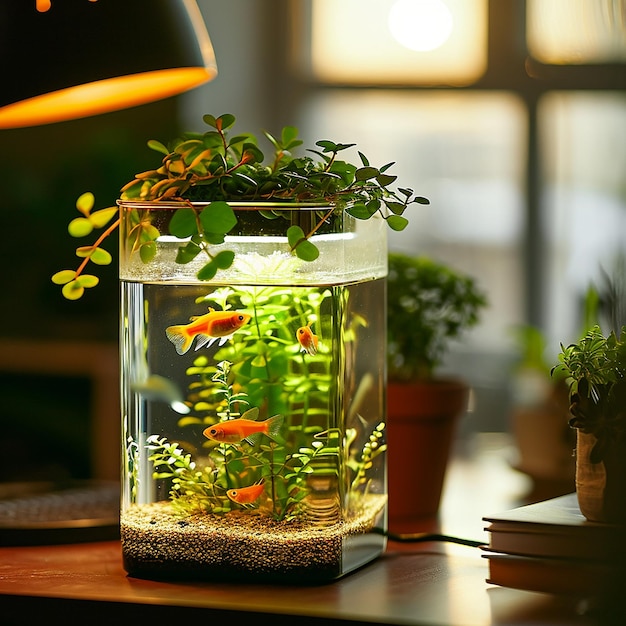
576 430 626 523
387 378 469 532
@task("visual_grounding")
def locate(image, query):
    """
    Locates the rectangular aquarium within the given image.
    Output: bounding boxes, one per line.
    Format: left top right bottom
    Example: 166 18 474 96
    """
118 202 388 582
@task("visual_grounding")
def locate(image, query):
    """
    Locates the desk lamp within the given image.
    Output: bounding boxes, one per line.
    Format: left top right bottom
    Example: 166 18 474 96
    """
0 0 217 129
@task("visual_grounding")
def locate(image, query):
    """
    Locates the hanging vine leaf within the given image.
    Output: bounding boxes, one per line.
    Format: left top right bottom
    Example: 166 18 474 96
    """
54 113 429 300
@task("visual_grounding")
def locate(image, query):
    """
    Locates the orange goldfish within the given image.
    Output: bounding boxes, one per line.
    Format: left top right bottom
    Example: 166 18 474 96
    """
166 307 251 355
203 414 283 445
296 322 318 356
227 480 265 506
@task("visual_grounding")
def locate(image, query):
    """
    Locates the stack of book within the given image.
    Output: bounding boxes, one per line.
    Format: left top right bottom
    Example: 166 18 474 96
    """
482 492 626 596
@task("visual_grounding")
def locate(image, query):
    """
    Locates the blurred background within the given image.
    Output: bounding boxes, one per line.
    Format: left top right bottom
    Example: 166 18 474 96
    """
0 0 624 487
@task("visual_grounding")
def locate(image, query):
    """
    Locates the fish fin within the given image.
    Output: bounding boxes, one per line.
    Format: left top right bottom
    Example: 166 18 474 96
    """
243 432 262 446
165 325 193 355
194 334 213 351
266 414 284 440
217 334 233 346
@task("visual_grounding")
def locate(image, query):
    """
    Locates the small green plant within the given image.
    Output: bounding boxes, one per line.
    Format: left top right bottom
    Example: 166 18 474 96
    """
347 422 387 496
52 113 428 300
387 252 487 381
552 325 626 462
142 357 381 521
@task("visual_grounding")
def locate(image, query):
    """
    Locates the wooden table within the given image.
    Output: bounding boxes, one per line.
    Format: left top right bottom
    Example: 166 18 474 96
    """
0 435 608 625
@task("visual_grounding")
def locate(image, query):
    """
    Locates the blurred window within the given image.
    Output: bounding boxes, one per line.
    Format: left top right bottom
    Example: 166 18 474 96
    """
309 0 487 85
292 0 625 428
527 0 626 64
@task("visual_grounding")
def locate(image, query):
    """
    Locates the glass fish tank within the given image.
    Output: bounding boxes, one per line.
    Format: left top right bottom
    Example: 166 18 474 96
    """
119 202 388 582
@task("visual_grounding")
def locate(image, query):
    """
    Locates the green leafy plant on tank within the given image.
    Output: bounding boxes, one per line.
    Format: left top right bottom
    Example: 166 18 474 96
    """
52 113 429 300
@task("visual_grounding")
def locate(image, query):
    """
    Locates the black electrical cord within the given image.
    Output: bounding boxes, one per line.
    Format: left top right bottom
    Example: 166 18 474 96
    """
373 527 484 548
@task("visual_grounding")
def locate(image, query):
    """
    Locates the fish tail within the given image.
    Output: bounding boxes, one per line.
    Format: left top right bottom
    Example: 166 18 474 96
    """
165 325 193 355
265 414 284 440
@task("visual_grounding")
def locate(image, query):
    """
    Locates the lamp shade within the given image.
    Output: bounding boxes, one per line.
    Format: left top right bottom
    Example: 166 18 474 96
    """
0 0 217 129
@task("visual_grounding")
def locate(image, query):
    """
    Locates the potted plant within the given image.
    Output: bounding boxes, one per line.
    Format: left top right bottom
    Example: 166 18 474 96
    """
385 252 487 531
552 324 626 523
508 324 574 500
52 113 430 582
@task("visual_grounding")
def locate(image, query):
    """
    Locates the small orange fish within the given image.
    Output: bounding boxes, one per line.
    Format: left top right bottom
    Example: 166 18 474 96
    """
166 307 251 355
296 322 318 356
227 480 265 506
203 414 283 445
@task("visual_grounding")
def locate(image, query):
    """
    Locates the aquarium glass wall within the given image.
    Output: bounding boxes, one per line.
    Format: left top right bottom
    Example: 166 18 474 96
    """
119 202 388 582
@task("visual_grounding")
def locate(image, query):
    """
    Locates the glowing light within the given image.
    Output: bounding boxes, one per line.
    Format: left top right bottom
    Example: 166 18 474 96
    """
36 0 97 11
388 0 453 52
0 68 214 129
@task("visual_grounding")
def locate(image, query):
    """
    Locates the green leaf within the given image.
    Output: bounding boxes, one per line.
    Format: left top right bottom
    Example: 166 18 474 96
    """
90 247 113 265
346 203 374 220
51 270 76 285
142 224 160 241
147 139 169 155
213 250 235 269
294 238 319 262
140 241 157 263
385 201 406 215
376 173 397 186
204 231 227 245
202 114 218 128
169 207 198 238
175 239 202 264
62 281 84 300
75 246 113 265
386 215 409 231
76 192 94 216
355 166 378 181
89 207 118 228
197 261 218 281
76 274 99 288
68 217 93 237
287 225 305 248
199 202 237 234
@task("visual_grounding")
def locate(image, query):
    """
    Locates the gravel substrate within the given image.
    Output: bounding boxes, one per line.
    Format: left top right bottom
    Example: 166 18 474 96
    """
121 494 386 582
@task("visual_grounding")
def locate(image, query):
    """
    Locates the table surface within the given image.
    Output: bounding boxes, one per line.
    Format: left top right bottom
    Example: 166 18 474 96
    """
0 435 605 626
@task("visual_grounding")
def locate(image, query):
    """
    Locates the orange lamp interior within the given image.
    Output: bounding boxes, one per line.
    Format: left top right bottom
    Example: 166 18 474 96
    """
0 67 216 129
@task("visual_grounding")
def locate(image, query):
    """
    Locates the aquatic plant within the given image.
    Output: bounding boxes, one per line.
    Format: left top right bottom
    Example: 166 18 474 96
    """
146 434 230 516
347 422 387 498
52 113 428 299
143 320 384 521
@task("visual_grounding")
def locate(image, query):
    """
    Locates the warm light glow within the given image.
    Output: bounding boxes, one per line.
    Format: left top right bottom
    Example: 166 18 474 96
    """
310 0 487 85
36 0 97 12
388 0 453 52
527 0 626 64
0 67 215 129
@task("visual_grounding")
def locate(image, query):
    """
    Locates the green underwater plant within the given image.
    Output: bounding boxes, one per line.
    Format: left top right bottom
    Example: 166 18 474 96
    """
53 112 428 299
143 359 378 521
138 278 386 521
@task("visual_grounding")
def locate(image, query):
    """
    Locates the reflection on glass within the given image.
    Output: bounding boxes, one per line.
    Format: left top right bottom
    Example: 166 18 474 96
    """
309 0 487 85
527 0 626 64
